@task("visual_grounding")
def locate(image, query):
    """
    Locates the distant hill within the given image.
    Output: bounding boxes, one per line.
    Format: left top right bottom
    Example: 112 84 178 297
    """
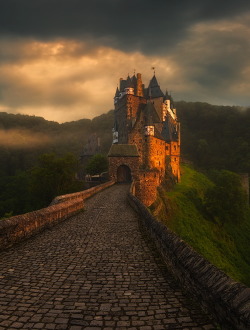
0 101 249 176
0 110 114 176
176 102 250 174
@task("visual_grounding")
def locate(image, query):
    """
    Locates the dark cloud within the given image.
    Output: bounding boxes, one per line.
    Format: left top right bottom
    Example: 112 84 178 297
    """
1 0 250 54
0 1 250 121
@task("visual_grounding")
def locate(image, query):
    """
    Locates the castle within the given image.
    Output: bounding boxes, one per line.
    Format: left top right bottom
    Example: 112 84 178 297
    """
108 73 180 206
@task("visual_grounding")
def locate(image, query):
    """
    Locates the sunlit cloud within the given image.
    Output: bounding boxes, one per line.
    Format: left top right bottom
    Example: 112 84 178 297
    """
0 11 250 123
0 39 178 122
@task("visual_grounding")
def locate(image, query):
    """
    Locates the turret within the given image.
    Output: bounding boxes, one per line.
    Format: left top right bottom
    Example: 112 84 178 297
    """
114 87 120 105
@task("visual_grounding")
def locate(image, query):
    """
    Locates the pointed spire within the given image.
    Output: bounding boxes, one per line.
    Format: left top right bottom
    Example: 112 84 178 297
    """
114 87 120 98
148 74 164 98
126 75 133 88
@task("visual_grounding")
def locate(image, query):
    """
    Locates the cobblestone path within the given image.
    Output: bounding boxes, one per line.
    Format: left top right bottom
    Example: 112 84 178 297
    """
0 184 218 330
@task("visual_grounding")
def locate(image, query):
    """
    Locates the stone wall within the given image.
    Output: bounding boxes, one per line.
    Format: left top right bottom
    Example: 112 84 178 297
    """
166 141 181 182
0 181 115 251
108 156 139 182
128 189 250 330
51 181 115 205
146 136 166 174
135 170 160 207
115 94 147 143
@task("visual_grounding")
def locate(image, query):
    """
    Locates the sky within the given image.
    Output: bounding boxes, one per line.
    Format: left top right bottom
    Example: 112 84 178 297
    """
0 0 250 123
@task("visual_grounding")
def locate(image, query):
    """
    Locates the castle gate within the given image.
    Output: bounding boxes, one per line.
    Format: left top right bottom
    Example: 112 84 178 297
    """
117 164 132 183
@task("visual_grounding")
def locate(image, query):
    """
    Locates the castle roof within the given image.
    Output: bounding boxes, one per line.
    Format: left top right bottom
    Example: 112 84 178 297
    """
131 74 137 85
108 144 139 157
114 87 120 98
143 102 161 125
164 90 175 108
126 75 133 88
147 75 165 98
161 115 178 142
120 79 127 91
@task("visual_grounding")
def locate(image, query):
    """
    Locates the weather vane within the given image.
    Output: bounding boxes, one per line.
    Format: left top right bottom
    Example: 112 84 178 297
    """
151 67 156 75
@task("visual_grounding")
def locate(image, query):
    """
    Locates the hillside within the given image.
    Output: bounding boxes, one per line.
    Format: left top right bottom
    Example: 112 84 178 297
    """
1 101 249 177
0 101 249 218
176 102 250 174
0 110 114 176
151 165 250 286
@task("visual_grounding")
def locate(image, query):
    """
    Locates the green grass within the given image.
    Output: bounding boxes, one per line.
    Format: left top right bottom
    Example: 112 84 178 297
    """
152 165 250 286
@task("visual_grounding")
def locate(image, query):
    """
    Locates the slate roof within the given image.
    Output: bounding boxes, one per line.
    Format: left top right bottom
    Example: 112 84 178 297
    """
108 144 139 157
126 76 133 88
161 115 178 142
164 90 175 108
147 75 165 98
114 87 120 97
120 79 127 91
142 102 161 125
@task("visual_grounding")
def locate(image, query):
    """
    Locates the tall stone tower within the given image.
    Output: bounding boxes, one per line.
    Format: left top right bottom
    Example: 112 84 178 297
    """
109 73 180 206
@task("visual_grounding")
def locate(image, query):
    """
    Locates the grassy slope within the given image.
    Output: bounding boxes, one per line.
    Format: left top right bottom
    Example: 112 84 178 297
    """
151 165 250 286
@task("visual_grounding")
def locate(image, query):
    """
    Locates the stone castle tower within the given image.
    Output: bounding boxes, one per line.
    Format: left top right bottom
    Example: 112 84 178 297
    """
108 73 180 206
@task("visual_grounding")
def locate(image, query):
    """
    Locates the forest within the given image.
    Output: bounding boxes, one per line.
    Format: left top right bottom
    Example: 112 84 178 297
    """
0 101 249 218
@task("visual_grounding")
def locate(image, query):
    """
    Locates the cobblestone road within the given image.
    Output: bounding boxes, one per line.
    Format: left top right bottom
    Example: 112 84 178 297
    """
0 184 218 329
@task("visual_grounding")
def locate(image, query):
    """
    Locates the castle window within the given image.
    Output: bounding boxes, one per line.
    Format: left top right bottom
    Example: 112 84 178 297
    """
166 146 169 150
174 145 177 150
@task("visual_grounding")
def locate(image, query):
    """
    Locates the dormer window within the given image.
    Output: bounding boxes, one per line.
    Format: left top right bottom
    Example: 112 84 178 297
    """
124 87 134 95
145 125 154 136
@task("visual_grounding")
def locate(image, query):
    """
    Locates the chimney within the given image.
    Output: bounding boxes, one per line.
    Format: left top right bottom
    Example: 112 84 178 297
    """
136 73 144 97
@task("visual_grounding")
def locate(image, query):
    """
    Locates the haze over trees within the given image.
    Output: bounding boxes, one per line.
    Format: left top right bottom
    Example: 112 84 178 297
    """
0 101 249 219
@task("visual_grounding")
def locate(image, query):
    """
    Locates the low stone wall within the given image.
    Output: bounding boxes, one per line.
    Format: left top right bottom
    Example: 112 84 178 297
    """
50 180 115 205
128 191 250 330
0 181 115 251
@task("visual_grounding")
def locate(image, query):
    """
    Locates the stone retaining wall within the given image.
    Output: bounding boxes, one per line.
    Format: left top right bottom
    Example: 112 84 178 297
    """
0 181 115 251
128 190 250 330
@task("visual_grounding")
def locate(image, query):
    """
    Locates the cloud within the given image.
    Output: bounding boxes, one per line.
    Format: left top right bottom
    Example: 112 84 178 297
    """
168 13 250 105
0 7 250 122
1 1 250 54
0 37 183 121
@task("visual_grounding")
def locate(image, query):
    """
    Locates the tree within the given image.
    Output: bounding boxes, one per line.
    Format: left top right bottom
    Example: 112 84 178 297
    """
30 153 82 208
85 154 108 175
204 170 248 224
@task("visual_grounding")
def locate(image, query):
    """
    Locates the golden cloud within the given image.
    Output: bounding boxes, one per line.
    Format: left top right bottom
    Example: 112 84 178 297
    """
0 39 179 122
1 14 250 124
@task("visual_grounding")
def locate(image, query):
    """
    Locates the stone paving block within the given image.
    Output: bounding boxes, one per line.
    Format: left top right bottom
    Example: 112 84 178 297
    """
0 184 218 330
